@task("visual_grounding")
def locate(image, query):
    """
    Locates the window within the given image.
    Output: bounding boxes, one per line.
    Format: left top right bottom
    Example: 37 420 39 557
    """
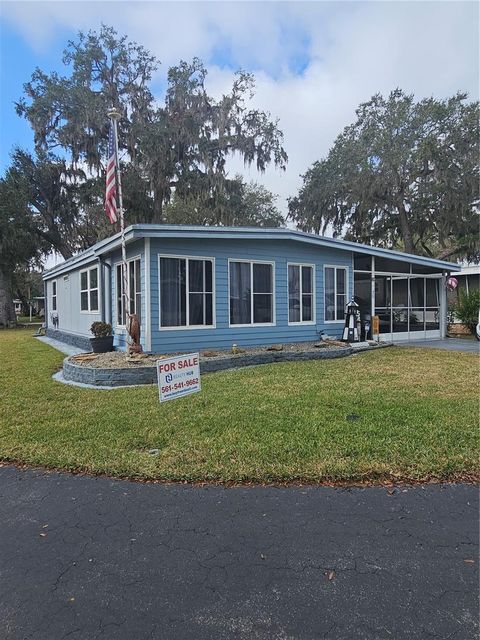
80 267 99 312
288 264 314 324
116 258 142 326
229 261 274 325
324 266 347 322
129 259 142 325
159 256 213 328
51 281 57 311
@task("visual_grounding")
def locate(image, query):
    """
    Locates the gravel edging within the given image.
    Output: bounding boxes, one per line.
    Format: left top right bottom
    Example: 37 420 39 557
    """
61 343 389 387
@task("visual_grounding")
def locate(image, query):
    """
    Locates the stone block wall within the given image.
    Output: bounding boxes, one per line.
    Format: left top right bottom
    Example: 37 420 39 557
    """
46 328 92 351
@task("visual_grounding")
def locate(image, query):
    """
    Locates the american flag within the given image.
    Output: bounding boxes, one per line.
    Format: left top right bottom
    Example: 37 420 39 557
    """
105 122 118 224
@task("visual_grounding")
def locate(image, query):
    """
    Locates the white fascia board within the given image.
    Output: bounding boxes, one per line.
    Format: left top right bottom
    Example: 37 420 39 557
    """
43 224 460 279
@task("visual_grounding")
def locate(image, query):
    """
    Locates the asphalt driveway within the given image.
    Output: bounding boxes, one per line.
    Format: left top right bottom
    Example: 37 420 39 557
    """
0 467 478 640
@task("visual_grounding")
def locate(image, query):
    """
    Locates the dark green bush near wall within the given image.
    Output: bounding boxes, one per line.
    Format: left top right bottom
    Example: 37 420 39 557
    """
452 290 480 333
90 321 112 338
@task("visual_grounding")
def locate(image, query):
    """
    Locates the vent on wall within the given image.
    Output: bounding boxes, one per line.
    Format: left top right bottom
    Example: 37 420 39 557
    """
63 275 69 282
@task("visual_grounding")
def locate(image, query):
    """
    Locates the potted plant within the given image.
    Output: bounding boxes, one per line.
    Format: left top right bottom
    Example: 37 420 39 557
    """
90 321 114 353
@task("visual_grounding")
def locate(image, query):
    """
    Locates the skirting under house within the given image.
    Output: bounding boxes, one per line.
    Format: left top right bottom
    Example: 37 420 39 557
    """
42 225 459 354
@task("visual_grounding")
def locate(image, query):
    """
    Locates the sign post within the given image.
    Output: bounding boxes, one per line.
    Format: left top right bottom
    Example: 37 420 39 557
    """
157 353 201 403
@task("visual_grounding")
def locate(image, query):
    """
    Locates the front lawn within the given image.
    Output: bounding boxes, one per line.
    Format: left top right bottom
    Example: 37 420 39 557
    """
0 329 478 484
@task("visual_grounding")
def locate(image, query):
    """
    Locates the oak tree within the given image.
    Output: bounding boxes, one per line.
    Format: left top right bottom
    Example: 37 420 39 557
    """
289 90 479 261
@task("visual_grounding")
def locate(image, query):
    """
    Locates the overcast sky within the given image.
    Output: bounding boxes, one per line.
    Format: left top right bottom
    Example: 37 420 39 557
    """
1 0 478 218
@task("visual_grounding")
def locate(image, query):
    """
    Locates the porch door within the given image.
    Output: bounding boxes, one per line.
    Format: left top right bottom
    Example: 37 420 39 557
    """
373 275 411 340
391 276 409 340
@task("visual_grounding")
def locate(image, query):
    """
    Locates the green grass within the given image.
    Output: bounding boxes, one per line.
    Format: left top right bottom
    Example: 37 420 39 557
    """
0 329 478 484
16 316 43 324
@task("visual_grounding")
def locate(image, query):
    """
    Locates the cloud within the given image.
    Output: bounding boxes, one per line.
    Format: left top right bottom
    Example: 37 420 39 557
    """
2 1 479 216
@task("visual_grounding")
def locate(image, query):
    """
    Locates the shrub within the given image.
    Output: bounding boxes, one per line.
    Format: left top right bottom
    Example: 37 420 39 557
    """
90 321 112 338
452 290 480 333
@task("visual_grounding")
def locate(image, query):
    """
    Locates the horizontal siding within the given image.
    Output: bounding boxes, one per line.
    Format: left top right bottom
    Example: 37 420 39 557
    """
149 238 353 354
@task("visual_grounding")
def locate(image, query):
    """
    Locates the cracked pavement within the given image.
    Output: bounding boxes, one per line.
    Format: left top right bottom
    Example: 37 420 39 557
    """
0 467 478 639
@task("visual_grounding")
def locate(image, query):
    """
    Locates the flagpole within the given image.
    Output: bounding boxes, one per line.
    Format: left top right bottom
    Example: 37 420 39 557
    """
107 107 130 345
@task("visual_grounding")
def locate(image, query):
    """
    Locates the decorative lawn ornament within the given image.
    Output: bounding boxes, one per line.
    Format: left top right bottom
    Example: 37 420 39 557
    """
126 314 142 354
447 276 458 291
364 320 371 341
342 300 361 343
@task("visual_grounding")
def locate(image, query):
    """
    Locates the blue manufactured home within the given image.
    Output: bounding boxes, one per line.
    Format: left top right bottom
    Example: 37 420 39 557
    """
42 225 458 353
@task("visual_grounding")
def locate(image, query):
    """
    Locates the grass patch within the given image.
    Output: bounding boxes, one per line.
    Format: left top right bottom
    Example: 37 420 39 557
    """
16 316 43 324
0 329 478 484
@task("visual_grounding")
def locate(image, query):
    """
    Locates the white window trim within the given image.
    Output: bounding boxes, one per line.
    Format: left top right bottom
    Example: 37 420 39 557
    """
324 265 348 323
287 262 316 326
158 254 216 331
228 258 276 328
114 255 142 329
144 239 152 352
51 280 57 312
79 266 99 314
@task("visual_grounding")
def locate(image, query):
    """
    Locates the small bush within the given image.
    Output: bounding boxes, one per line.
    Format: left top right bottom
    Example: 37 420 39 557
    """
90 321 112 338
452 290 480 333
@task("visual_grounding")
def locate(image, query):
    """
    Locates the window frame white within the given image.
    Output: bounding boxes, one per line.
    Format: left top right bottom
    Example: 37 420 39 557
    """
228 259 276 328
79 266 99 314
51 280 57 312
324 265 348 323
287 263 316 326
115 256 142 329
158 254 216 331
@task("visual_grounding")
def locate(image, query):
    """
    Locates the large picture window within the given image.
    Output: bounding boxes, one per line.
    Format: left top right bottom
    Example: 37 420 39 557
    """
324 266 347 322
116 258 141 326
288 264 314 324
229 261 274 325
80 267 99 312
159 256 214 328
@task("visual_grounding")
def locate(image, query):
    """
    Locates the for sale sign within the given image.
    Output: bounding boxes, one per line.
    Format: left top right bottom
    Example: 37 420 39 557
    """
157 353 201 402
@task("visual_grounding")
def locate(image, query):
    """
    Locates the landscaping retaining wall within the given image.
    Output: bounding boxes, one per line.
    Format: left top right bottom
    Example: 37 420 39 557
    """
46 328 92 351
61 344 385 387
63 358 157 386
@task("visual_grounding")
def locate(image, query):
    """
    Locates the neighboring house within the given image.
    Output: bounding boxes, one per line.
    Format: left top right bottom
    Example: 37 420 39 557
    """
13 296 45 317
42 225 459 353
32 296 45 316
448 265 480 329
13 300 22 316
449 265 480 301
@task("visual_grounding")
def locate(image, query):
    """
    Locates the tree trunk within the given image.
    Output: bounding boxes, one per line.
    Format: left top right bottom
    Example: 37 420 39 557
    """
436 245 467 261
0 268 16 327
50 234 73 260
398 202 414 254
151 194 163 224
57 244 74 260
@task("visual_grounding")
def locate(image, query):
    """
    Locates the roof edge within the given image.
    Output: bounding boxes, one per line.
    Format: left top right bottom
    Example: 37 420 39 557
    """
42 224 461 278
